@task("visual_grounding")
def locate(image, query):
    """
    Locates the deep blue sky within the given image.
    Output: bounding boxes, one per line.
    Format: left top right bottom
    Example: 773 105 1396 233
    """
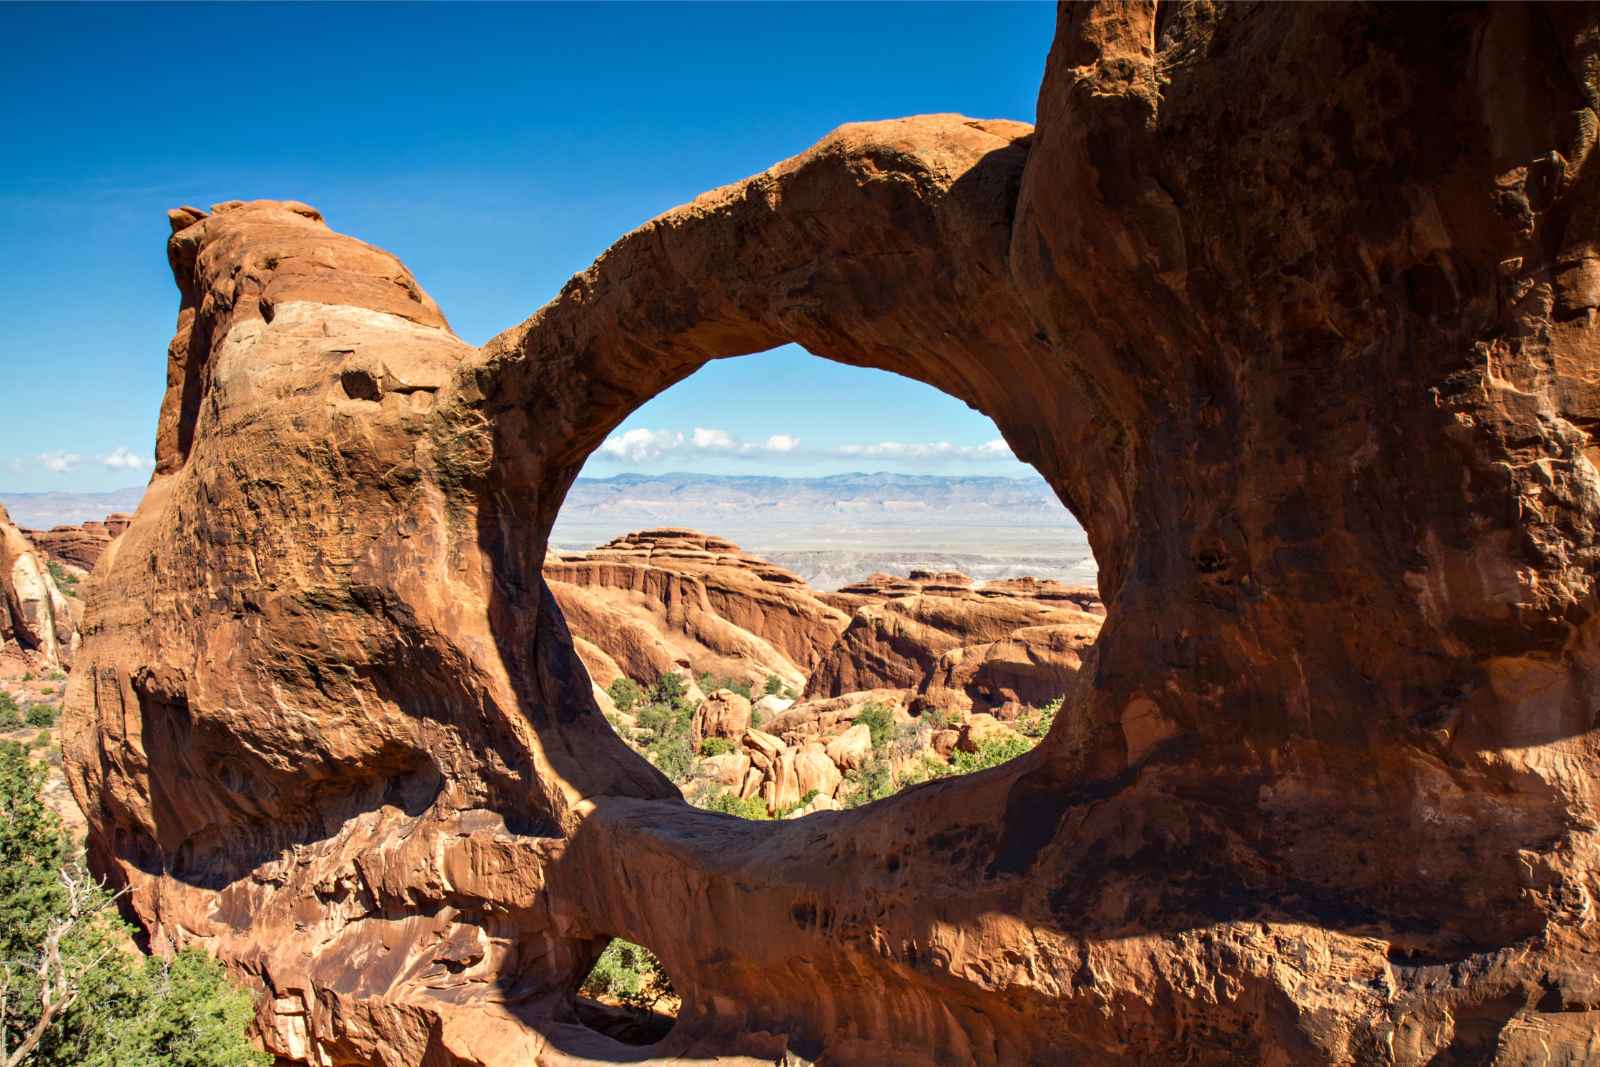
0 2 1056 491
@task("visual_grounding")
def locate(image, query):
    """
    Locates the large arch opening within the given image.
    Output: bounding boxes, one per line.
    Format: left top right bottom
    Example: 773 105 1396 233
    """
545 348 1103 821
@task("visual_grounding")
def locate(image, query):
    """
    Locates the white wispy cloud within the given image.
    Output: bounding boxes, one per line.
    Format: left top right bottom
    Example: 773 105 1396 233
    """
35 451 81 474
833 438 1015 462
599 428 687 463
595 428 1017 467
599 427 803 462
98 446 151 471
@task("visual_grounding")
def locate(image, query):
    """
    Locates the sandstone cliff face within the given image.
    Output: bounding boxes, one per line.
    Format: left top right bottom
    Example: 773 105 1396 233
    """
23 513 132 571
0 504 77 668
544 529 847 691
809 569 1104 715
63 5 1600 1065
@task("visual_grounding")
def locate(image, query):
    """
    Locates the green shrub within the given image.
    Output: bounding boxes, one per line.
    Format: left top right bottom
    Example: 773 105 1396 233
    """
579 938 674 1010
26 703 58 728
0 742 269 1065
651 672 687 705
699 736 735 757
607 676 643 714
947 734 1034 776
0 695 20 730
774 788 820 818
764 675 784 696
696 673 752 700
855 702 894 751
750 706 766 729
46 561 79 598
844 758 895 808
1017 696 1063 739
48 671 66 682
650 734 695 784
21 672 32 682
698 790 769 820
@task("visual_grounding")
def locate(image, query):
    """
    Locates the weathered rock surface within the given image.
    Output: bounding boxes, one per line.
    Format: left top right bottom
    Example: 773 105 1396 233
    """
0 504 77 668
690 688 751 747
62 5 1600 1065
22 513 132 570
544 529 848 692
810 568 1105 715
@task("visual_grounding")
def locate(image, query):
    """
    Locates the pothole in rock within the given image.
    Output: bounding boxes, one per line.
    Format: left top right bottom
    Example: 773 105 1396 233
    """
574 937 679 1046
544 351 1104 818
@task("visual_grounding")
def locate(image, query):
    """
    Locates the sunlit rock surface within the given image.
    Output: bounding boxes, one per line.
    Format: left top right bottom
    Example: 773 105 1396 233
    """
65 5 1600 1063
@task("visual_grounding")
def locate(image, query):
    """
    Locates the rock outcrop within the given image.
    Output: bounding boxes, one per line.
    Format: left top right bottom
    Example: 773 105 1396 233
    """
0 504 77 668
544 529 849 691
22 513 132 571
63 5 1600 1065
810 569 1104 715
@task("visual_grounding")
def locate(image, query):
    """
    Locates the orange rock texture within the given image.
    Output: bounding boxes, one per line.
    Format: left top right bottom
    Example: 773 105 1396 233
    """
544 529 848 691
1 504 77 668
809 569 1104 715
22 513 132 571
63 5 1600 1064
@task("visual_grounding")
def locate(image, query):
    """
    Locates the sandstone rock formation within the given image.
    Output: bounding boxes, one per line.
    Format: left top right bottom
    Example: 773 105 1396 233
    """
0 504 77 668
689 688 751 747
63 5 1600 1065
22 513 132 571
544 529 849 692
810 568 1104 715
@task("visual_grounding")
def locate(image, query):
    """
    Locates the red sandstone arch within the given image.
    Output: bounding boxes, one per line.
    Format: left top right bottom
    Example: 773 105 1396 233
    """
64 5 1600 1064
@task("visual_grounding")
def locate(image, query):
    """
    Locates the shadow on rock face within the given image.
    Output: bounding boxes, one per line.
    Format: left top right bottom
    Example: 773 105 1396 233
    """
59 3 1600 1064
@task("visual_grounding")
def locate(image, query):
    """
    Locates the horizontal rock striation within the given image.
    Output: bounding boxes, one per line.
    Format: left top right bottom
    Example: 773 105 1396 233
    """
544 529 848 691
22 513 132 571
809 568 1104 715
63 4 1600 1065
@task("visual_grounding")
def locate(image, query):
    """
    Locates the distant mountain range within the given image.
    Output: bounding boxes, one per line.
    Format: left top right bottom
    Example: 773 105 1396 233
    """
0 487 146 528
553 473 1093 588
0 475 1096 589
558 472 1075 521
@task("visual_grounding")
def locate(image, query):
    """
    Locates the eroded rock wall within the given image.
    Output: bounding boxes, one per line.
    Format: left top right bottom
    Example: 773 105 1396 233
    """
23 513 132 571
1 503 77 668
63 5 1600 1065
544 529 849 691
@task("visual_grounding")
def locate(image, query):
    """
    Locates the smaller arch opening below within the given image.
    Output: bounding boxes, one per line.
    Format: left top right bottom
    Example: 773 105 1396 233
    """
575 937 680 1046
547 349 1103 817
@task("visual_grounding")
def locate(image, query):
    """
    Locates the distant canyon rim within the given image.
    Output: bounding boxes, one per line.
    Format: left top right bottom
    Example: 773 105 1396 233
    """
43 3 1600 1066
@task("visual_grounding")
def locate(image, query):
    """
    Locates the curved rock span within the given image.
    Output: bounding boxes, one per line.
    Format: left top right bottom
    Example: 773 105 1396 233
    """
64 5 1600 1064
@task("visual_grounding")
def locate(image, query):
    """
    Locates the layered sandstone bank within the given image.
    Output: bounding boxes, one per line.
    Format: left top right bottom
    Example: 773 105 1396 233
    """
810 569 1104 715
23 513 132 571
544 529 849 692
64 4 1600 1065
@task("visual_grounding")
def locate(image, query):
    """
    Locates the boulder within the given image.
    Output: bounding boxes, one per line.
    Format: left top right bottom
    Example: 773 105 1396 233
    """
824 723 874 772
752 694 793 718
930 728 961 761
699 751 751 789
792 742 842 800
692 688 751 746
